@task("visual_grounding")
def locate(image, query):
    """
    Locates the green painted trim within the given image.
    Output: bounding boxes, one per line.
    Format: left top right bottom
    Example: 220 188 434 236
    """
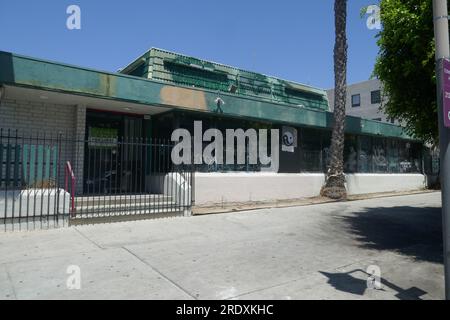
0 51 415 141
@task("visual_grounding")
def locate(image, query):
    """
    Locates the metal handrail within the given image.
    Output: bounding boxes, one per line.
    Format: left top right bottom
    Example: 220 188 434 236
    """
65 161 76 217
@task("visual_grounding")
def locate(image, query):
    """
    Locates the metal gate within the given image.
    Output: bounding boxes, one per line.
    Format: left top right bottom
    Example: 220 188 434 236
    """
0 129 194 231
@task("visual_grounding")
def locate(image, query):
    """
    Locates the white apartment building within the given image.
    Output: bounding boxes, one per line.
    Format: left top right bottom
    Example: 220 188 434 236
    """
327 79 396 124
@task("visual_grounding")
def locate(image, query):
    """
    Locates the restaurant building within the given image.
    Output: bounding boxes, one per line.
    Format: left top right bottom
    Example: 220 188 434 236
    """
0 48 433 223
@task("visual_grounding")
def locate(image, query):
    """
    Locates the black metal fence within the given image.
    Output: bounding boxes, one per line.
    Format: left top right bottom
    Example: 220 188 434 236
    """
0 129 194 230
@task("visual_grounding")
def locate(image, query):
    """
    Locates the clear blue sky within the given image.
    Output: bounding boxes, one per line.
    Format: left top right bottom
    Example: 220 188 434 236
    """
0 0 380 89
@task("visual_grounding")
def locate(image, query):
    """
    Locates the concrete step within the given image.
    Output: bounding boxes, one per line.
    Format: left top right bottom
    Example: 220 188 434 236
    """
74 201 179 213
74 194 172 207
71 194 189 219
71 207 184 218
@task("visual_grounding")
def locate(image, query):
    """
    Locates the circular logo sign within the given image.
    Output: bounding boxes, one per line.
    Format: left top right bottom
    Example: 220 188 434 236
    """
282 132 294 147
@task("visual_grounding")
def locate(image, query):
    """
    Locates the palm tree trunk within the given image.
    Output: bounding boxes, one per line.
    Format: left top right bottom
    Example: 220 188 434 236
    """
321 0 348 200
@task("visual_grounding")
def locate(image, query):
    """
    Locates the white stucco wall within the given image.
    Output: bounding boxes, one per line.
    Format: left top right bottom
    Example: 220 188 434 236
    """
194 173 426 206
345 173 427 195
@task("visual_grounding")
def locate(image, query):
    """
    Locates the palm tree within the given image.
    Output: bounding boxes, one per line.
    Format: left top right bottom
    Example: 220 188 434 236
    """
321 0 348 200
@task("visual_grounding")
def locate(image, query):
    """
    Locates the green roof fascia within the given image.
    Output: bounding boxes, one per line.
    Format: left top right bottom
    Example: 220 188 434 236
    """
0 51 415 141
202 91 414 140
0 51 163 105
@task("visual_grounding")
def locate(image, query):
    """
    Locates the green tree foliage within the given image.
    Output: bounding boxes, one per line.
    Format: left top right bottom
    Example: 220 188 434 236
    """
374 0 446 144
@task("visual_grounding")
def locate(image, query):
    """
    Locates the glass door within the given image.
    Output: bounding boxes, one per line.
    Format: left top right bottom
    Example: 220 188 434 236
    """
120 117 144 193
84 110 144 195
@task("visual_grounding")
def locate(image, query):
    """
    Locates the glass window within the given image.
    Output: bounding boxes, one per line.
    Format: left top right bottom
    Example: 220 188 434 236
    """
321 130 332 172
398 141 415 173
371 90 381 104
410 143 423 173
372 138 388 173
386 139 400 173
344 135 358 173
176 114 274 173
351 94 361 107
300 128 324 173
357 135 372 172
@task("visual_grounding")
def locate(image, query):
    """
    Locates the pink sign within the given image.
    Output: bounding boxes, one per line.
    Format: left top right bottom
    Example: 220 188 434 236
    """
442 59 450 127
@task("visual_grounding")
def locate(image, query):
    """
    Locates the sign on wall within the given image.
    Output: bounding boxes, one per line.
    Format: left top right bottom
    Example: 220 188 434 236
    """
281 126 297 153
442 59 450 128
88 127 118 148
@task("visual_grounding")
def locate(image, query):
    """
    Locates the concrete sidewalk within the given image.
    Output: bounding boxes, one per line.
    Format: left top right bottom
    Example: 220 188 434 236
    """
0 192 445 300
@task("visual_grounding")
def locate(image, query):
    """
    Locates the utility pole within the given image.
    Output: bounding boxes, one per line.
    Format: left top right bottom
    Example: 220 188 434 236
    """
433 0 450 300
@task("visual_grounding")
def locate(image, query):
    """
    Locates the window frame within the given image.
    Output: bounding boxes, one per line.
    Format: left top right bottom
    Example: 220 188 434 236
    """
371 90 381 104
351 94 361 108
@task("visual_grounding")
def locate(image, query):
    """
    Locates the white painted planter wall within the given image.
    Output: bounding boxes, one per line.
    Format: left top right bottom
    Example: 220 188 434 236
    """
194 173 427 206
345 174 427 195
0 189 70 219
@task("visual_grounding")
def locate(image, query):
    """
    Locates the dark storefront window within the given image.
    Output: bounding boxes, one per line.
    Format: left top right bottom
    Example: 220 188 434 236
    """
344 135 358 173
387 139 400 173
164 112 275 173
152 111 425 174
320 131 332 173
372 137 388 173
299 128 323 173
357 135 372 173
398 141 422 173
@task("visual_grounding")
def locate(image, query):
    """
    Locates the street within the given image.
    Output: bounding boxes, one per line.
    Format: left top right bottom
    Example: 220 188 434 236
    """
0 192 444 300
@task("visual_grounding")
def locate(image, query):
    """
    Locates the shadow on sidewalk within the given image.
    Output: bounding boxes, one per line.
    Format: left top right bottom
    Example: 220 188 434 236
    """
319 269 428 300
340 206 443 264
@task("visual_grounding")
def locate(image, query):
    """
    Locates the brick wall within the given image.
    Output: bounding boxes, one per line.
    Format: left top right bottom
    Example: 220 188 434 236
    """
0 98 86 194
0 98 78 135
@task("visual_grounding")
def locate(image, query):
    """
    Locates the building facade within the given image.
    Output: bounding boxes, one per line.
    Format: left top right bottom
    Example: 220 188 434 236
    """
327 79 396 124
0 49 431 222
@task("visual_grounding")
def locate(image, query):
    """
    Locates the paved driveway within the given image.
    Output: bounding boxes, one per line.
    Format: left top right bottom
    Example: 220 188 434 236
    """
0 192 444 300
